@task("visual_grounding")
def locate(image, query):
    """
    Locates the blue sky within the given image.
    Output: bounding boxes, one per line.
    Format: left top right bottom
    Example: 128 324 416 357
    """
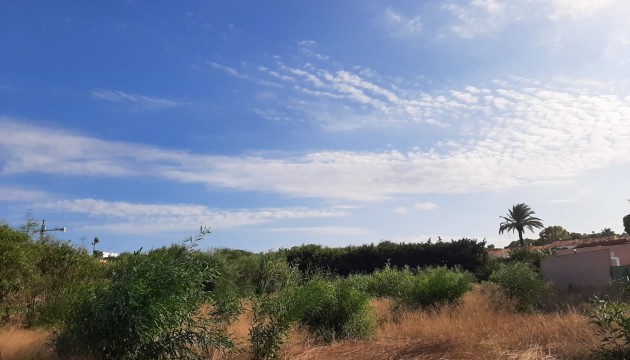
1 0 630 253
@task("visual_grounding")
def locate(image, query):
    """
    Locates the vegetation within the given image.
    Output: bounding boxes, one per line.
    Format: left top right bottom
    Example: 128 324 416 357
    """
589 297 630 359
624 214 630 235
499 203 544 247
537 225 571 244
398 267 475 309
5 208 630 359
248 256 302 360
489 261 548 312
52 237 239 359
599 228 617 237
0 288 602 360
284 238 490 278
297 277 376 343
0 222 101 326
502 247 547 268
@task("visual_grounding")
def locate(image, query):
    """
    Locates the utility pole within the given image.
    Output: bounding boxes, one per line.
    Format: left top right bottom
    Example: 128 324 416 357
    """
39 220 67 241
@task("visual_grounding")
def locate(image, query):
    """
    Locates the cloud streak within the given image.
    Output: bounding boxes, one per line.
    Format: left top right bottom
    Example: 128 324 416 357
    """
91 89 188 109
383 7 423 38
35 198 347 234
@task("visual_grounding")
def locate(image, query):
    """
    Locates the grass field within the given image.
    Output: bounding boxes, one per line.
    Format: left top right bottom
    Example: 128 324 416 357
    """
0 286 600 360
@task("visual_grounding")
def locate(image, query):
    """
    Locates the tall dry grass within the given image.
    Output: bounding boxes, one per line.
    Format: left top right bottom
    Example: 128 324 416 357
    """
0 285 600 360
0 328 56 360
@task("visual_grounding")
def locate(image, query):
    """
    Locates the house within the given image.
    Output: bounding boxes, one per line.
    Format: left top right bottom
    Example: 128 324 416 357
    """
540 236 630 288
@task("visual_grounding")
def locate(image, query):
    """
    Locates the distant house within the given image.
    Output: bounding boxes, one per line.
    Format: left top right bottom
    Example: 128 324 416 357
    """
540 235 630 288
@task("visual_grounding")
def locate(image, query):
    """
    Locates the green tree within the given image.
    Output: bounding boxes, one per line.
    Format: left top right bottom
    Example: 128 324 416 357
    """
499 203 544 247
624 214 630 235
599 228 616 237
506 238 537 249
538 225 570 244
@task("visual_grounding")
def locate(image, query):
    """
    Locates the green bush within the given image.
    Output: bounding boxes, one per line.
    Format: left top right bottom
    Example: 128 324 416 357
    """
297 277 376 342
0 223 103 326
0 224 36 324
589 297 630 359
364 263 414 298
29 238 104 326
489 261 548 312
52 242 238 360
399 267 475 309
249 257 303 360
341 274 371 293
503 247 547 269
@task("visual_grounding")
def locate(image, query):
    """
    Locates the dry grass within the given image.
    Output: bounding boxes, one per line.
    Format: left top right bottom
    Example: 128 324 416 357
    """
0 328 56 360
219 285 599 360
0 286 601 360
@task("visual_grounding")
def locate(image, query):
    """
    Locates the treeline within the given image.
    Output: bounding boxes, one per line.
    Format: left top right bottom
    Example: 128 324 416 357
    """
283 238 489 278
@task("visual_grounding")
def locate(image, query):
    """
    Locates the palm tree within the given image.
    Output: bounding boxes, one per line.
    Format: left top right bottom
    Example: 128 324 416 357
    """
92 237 100 254
499 203 544 247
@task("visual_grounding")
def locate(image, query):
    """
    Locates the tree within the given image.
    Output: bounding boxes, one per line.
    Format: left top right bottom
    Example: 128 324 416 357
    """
499 203 544 247
538 225 570 244
599 228 616 237
91 237 99 255
624 214 630 235
506 238 537 249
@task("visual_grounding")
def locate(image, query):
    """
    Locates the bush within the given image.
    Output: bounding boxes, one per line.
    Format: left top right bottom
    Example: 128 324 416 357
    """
29 238 103 326
399 267 475 309
589 297 630 359
52 241 238 359
504 248 547 269
249 257 303 360
297 277 376 342
0 223 103 326
364 263 414 298
489 261 548 312
0 224 35 324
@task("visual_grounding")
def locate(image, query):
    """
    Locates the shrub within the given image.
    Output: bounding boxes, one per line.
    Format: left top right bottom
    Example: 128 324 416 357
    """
364 263 414 298
589 297 630 359
504 248 547 269
399 267 475 309
52 239 238 359
249 257 303 360
0 224 35 324
29 238 103 326
297 277 376 342
0 223 103 326
341 274 371 293
489 261 548 312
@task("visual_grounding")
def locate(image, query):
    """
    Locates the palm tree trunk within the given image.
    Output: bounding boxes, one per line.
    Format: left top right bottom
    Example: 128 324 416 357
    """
518 230 524 247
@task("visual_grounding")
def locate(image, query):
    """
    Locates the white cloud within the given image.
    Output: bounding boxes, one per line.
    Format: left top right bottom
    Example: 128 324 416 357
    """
35 198 347 234
265 226 370 236
441 0 512 39
414 202 439 211
3 76 630 202
208 61 246 78
393 206 408 214
549 0 619 20
91 90 186 109
0 186 53 202
383 8 423 38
